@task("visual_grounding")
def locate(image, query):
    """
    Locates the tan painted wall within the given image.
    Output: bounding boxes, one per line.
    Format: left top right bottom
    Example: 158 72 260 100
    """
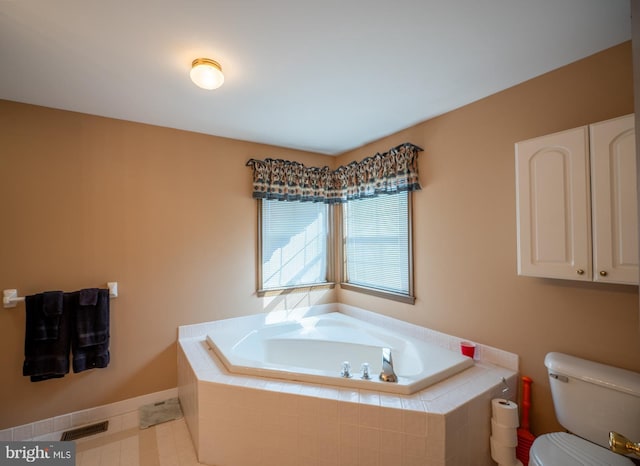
0 103 336 429
1 42 638 436
336 41 640 434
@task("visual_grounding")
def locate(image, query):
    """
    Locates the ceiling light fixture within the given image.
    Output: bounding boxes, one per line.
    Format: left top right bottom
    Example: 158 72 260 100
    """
190 58 224 90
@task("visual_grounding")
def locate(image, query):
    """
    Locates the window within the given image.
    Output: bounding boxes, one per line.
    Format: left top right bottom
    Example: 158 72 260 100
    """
258 199 332 292
249 143 421 301
341 192 414 303
257 193 414 302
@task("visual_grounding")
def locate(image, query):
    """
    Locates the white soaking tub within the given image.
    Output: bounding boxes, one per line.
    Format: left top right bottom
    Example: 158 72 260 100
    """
205 312 473 394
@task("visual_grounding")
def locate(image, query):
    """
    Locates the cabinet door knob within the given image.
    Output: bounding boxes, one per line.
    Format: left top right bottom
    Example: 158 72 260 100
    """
599 270 608 277
576 269 585 275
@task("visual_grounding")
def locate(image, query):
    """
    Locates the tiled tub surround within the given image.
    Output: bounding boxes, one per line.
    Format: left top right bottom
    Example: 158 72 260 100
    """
178 305 518 466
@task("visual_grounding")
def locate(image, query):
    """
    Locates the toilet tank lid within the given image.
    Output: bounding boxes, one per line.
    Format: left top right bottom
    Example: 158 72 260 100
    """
545 352 640 398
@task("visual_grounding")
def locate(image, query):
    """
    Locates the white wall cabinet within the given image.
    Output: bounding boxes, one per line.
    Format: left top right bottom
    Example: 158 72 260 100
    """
515 114 637 285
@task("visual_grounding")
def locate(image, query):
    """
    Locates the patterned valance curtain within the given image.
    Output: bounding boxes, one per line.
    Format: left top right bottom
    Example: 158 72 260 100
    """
246 142 422 203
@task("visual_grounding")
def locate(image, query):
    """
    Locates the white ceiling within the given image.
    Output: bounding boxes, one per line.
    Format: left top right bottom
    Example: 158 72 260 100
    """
0 0 632 155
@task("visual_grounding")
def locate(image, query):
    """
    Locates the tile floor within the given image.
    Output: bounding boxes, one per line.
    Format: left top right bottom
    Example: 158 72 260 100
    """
75 418 203 466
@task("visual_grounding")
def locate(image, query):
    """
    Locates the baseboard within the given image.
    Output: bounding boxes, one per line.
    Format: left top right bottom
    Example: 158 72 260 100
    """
0 387 178 442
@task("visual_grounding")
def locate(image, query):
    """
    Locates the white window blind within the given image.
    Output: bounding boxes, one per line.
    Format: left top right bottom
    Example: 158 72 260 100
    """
260 199 329 290
343 192 411 296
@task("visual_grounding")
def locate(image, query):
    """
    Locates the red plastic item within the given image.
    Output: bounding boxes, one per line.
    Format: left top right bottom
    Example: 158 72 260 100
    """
517 376 535 465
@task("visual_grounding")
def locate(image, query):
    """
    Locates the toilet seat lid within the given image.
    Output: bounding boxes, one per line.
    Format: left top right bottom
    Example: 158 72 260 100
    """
530 432 634 466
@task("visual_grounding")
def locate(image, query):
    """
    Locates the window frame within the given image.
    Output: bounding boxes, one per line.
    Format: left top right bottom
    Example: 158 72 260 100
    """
256 199 335 297
255 193 415 304
339 192 416 304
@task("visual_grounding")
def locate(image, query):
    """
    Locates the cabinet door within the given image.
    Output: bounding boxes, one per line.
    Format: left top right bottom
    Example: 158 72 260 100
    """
515 127 591 280
590 114 638 284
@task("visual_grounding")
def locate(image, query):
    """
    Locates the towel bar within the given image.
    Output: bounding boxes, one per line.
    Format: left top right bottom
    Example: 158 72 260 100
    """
3 282 118 309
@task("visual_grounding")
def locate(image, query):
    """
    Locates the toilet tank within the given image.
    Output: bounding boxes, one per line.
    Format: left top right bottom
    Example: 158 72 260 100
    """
545 352 640 449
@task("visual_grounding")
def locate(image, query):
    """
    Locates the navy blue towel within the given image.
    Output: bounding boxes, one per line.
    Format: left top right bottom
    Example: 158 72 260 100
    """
25 291 64 341
75 288 109 347
23 291 71 382
71 288 110 373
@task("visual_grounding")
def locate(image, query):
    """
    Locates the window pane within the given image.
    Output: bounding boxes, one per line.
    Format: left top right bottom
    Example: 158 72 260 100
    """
344 192 410 295
261 200 329 289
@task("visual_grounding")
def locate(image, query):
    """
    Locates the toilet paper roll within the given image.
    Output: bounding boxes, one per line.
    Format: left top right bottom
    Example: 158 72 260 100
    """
491 398 519 428
491 417 517 447
490 436 517 465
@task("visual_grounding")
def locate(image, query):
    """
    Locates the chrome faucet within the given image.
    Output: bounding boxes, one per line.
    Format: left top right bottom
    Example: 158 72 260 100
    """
379 347 398 383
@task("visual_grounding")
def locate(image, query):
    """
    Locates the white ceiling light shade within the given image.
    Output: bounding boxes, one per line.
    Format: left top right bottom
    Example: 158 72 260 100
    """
190 58 224 90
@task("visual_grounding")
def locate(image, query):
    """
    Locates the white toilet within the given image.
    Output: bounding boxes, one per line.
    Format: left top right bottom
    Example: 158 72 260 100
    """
529 352 640 465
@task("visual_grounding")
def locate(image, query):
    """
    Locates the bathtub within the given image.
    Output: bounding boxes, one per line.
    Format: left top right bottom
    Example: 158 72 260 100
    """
179 306 519 465
205 311 474 395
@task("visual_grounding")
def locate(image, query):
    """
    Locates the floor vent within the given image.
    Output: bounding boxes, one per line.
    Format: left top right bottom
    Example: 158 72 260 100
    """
60 420 109 441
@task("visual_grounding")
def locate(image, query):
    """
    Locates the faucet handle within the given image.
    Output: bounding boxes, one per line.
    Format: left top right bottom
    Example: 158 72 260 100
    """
361 363 371 379
609 431 640 457
340 361 352 378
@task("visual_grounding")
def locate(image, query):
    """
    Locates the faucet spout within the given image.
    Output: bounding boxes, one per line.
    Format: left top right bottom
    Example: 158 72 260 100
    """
379 347 398 383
